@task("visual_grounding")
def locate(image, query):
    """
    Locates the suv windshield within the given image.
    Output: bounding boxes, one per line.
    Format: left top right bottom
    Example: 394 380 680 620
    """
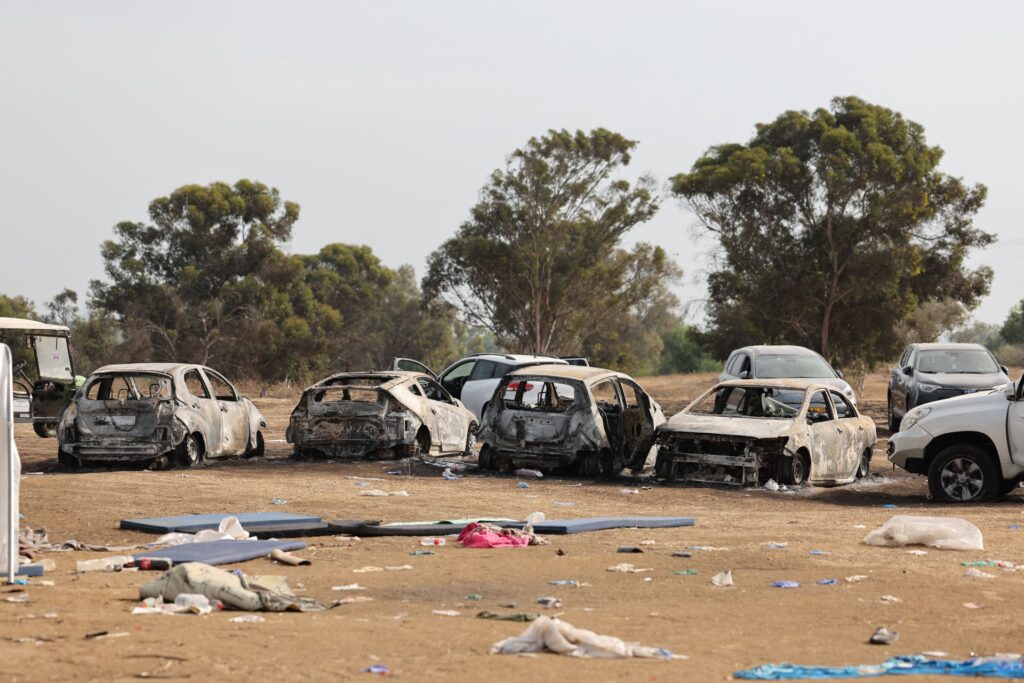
688 386 805 419
917 349 999 374
755 354 834 379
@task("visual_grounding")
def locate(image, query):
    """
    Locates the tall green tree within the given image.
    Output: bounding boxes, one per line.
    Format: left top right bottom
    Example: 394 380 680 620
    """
672 96 993 366
424 128 677 355
1002 299 1024 345
0 294 37 319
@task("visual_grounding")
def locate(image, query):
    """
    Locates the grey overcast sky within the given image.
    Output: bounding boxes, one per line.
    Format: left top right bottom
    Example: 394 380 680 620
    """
1 1 1022 324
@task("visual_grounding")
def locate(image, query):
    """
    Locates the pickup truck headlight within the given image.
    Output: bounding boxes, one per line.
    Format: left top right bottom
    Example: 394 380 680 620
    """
900 406 932 432
917 383 942 393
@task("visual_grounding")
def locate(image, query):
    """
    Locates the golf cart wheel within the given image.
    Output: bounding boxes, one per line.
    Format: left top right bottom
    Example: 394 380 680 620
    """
779 452 810 486
856 450 871 479
33 422 57 439
928 444 999 503
477 444 496 471
886 395 901 433
244 431 265 459
175 433 202 468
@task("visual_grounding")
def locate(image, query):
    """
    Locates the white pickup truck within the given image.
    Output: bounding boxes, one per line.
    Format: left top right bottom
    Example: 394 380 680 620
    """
887 378 1024 502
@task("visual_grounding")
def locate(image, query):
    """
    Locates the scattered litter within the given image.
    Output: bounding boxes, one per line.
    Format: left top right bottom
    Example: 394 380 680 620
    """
85 630 130 640
517 482 530 489
711 570 734 587
477 611 539 622
964 568 996 579
771 581 800 589
359 489 410 497
361 664 390 675
869 627 898 645
354 566 384 573
409 550 434 556
607 564 652 573
556 548 566 556
879 595 902 603
271 498 287 505
1009 525 1020 530
230 615 265 623
442 468 462 480
345 476 385 482
617 547 644 554
846 575 869 583
922 651 949 657
432 609 460 617
735 654 1024 680
863 516 984 551
619 488 640 495
515 469 543 478
490 616 685 659
809 550 830 556
271 549 311 566
499 602 517 608
674 569 698 576
766 543 787 550
907 550 929 556
548 580 580 587
465 594 483 600
332 584 366 591
354 482 370 487
332 596 373 606
640 540 657 546
6 593 29 603
132 594 221 615
852 524 867 529
881 504 897 509
764 479 780 492
687 545 729 551
963 602 983 609
76 555 135 572
552 501 576 507
420 537 446 546
458 522 546 548
962 560 1015 568
671 551 692 558
385 565 413 572
817 579 838 586
536 597 562 608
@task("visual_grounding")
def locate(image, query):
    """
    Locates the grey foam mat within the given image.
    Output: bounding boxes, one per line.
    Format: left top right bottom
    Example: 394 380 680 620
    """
121 513 323 534
133 539 306 566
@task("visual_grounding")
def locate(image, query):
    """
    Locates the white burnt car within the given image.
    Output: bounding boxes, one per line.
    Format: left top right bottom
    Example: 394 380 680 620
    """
477 365 665 476
655 380 876 486
58 363 266 469
286 371 478 459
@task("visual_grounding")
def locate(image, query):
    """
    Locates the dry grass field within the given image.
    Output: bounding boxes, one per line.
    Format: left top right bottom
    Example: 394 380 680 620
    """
4 370 1024 682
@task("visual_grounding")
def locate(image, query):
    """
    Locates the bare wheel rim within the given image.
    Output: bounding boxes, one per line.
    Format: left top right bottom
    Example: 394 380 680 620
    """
940 457 984 501
185 437 199 464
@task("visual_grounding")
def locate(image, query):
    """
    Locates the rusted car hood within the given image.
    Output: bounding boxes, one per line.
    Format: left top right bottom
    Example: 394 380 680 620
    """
661 413 794 439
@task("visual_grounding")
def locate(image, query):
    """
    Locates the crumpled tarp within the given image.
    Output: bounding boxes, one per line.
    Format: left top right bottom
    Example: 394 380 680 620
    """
863 516 983 551
734 655 1024 679
458 522 546 548
490 615 683 659
140 561 324 612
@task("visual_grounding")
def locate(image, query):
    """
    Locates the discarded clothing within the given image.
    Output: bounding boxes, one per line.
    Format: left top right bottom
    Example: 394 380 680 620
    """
140 562 324 612
863 516 983 551
458 522 546 548
734 654 1024 679
490 616 684 659
477 611 540 622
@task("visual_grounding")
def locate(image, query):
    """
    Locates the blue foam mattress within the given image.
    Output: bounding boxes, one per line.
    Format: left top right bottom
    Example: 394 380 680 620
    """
133 539 306 566
121 513 323 534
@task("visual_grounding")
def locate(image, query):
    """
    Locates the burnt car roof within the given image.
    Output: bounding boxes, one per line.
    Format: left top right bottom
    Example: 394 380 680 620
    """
506 364 625 384
91 363 196 375
305 371 429 392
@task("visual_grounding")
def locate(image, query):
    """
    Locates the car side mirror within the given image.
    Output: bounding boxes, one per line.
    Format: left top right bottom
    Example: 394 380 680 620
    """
1001 365 1009 376
835 370 844 379
902 366 913 376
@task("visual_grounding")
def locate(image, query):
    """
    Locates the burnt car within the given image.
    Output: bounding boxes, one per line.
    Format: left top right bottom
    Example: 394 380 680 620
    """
58 363 266 468
286 371 478 459
476 365 665 476
655 380 876 486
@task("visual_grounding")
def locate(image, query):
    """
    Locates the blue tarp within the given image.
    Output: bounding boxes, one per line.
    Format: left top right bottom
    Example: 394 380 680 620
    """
735 655 1024 679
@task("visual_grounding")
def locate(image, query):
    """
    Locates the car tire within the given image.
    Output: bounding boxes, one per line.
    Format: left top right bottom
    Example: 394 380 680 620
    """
415 430 431 457
244 431 265 459
477 444 496 471
886 394 901 433
576 452 600 478
856 450 871 479
57 449 80 470
927 444 1000 503
463 423 478 457
779 452 810 486
34 422 57 438
175 433 202 468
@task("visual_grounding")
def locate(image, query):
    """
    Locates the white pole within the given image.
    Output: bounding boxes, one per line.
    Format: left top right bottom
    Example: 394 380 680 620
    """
1 343 16 582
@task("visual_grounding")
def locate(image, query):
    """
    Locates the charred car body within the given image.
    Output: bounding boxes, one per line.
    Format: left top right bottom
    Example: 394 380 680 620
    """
477 365 665 476
58 363 266 468
655 380 876 486
286 371 478 459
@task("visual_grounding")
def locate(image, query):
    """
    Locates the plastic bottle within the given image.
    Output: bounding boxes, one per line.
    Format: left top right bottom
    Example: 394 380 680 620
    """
75 555 135 572
420 537 446 546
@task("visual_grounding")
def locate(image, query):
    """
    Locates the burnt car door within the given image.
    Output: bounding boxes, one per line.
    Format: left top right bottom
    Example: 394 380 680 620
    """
591 378 624 452
416 376 470 451
182 368 222 456
829 389 865 478
201 368 250 456
618 379 657 470
804 388 843 479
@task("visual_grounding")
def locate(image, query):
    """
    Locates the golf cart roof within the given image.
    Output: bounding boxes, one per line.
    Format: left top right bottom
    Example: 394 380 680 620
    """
0 317 69 334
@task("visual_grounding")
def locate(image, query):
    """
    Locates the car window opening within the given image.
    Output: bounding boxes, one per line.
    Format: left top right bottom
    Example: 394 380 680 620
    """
690 386 804 419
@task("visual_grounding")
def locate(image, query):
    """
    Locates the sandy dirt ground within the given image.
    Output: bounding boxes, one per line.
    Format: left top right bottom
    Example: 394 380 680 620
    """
4 371 1024 682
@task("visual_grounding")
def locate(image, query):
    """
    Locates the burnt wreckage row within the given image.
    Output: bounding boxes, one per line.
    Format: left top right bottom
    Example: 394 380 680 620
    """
51 349 876 489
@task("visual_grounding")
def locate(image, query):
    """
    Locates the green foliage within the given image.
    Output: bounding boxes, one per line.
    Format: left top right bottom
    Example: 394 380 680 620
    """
424 128 677 356
672 96 993 368
0 294 37 319
658 323 718 374
1001 299 1024 345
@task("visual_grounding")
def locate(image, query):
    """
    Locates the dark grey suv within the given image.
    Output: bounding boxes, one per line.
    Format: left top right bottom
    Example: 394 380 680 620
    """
887 343 1010 432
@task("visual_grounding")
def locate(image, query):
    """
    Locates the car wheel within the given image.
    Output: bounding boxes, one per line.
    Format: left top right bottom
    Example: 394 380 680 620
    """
928 445 999 503
244 431 265 459
600 449 624 478
463 423 478 457
779 452 810 486
856 450 871 479
33 422 57 438
576 452 600 478
57 449 80 470
415 430 431 456
478 444 496 471
886 394 901 433
175 433 202 468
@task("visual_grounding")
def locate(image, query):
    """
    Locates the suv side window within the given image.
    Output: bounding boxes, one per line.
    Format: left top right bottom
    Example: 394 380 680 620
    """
184 370 210 399
898 347 911 367
469 360 496 381
442 361 475 382
725 353 740 375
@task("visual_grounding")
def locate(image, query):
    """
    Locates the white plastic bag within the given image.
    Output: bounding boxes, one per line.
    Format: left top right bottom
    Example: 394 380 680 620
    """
863 515 983 551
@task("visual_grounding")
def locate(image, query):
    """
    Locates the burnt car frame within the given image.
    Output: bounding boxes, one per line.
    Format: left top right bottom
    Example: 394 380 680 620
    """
655 379 877 487
58 363 266 468
286 371 478 459
476 365 665 476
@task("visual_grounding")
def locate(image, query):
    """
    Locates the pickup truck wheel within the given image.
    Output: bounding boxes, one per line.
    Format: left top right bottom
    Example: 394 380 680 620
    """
886 395 900 433
928 445 999 503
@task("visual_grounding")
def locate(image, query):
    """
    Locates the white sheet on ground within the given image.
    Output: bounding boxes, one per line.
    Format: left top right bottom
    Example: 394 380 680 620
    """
151 516 250 547
863 515 983 551
490 615 684 659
